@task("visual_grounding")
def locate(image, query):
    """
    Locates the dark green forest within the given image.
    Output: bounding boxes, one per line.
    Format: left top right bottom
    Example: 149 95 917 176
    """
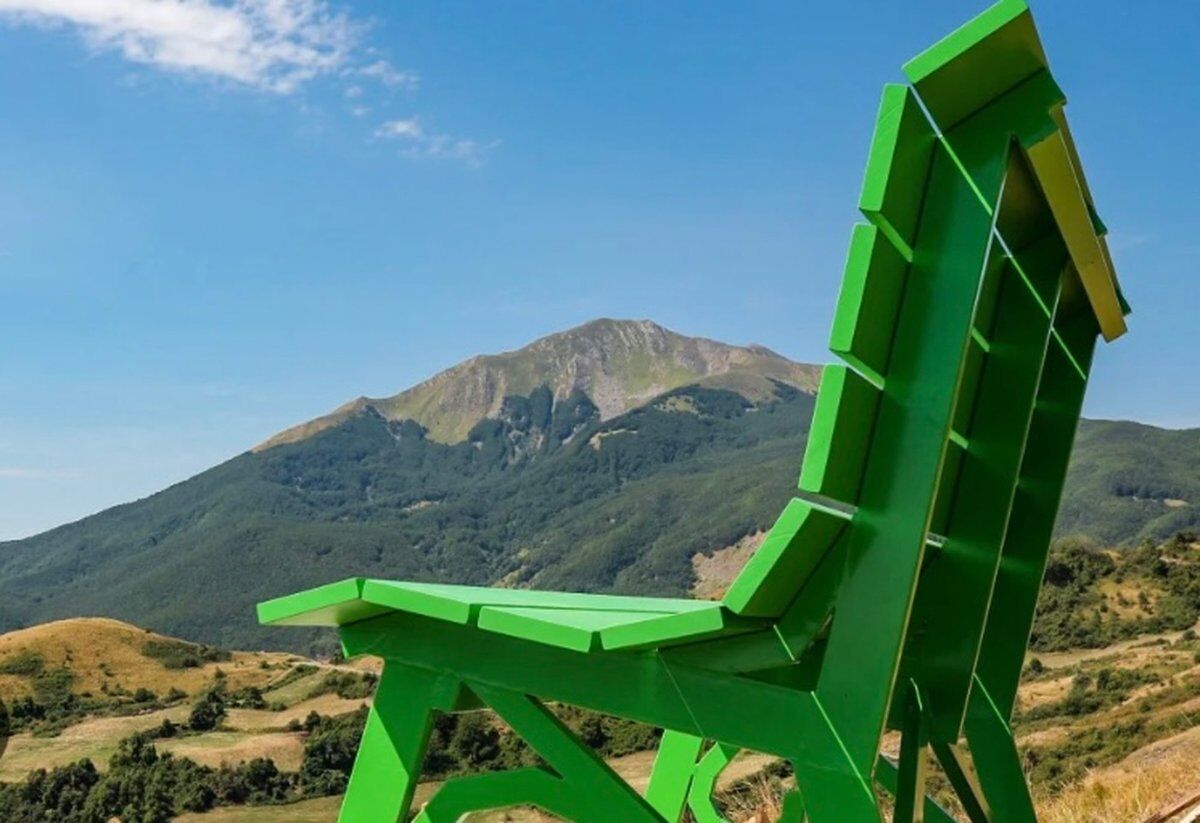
0 379 1195 653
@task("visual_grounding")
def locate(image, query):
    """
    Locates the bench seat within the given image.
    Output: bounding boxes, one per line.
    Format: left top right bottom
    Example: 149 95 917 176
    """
258 578 761 654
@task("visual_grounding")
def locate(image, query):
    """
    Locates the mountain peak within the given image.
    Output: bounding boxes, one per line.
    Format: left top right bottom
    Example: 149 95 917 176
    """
256 319 821 450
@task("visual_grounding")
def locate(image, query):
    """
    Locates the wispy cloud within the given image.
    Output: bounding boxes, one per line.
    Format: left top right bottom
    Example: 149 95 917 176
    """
0 1 496 161
0 0 360 93
374 116 497 166
358 58 417 90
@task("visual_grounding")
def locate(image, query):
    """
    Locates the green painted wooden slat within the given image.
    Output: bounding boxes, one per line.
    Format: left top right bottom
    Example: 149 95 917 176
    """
859 85 937 259
829 224 909 385
600 606 752 651
256 578 387 627
476 607 642 653
368 580 711 619
359 580 474 625
474 602 747 654
723 497 851 618
798 364 881 504
904 0 1046 131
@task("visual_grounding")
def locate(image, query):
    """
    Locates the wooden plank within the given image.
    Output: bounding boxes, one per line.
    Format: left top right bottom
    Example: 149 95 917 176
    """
830 224 909 385
723 497 851 618
477 607 648 653
903 0 1046 131
365 580 711 620
859 85 937 259
257 578 391 627
799 364 881 504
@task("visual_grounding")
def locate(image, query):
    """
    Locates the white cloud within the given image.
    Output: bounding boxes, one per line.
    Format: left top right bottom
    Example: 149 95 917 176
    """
0 0 358 93
374 116 496 166
374 117 422 139
0 2 499 160
358 58 417 90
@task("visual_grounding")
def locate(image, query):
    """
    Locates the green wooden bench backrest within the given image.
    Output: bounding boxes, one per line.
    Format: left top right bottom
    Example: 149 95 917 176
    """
722 0 1126 756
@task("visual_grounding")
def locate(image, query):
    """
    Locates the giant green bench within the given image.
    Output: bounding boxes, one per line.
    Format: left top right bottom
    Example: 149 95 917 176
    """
258 1 1128 819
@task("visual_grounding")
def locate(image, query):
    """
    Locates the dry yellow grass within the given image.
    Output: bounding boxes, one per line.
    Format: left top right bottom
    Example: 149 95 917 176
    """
0 705 190 781
226 693 369 732
1039 724 1200 822
173 787 441 822
0 686 363 783
1031 624 1195 670
0 617 292 700
0 618 371 786
174 795 346 822
160 730 308 772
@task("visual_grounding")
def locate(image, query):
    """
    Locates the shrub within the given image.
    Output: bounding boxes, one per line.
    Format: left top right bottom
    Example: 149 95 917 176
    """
0 650 45 676
188 689 226 732
142 639 231 670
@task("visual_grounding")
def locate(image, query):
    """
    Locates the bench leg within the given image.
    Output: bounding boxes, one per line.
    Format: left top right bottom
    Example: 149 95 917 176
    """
929 737 990 823
687 741 738 823
790 764 879 823
876 755 957 823
893 681 928 823
415 766 580 822
965 681 1037 823
338 663 456 823
420 682 664 823
645 730 704 822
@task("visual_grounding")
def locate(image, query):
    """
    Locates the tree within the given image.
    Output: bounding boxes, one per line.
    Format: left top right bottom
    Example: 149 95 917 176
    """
188 690 226 732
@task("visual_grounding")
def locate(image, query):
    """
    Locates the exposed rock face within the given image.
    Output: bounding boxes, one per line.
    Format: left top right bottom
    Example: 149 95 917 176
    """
256 318 821 449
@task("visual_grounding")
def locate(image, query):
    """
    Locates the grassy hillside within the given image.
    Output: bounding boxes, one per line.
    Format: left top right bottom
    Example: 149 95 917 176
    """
0 618 292 702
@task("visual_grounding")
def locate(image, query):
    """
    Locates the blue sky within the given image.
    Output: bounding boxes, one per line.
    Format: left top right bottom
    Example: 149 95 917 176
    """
0 0 1195 540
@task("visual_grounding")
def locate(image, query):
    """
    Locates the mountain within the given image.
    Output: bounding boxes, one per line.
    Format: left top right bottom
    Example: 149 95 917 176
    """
0 320 821 652
1058 420 1200 544
258 318 821 448
0 318 1194 653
